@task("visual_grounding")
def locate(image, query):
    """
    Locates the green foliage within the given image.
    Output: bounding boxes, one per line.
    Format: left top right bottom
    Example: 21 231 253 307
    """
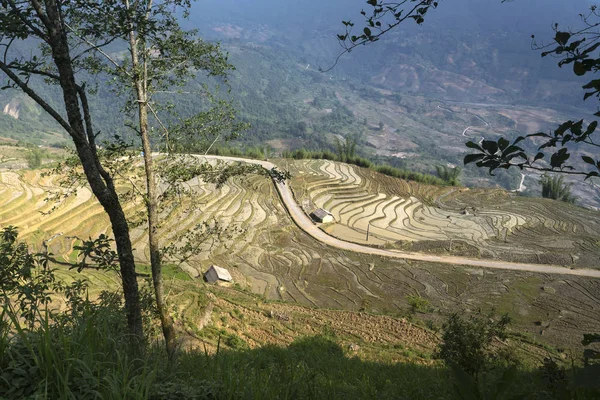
282 147 446 185
406 295 430 314
73 234 119 273
449 363 517 400
0 226 55 326
0 292 166 399
373 164 444 185
436 313 511 380
334 135 358 162
435 165 461 186
539 174 577 204
0 228 160 398
463 7 600 185
539 357 569 398
224 333 249 350
25 148 43 169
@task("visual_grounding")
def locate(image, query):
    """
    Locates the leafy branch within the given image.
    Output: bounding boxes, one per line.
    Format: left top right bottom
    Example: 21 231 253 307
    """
464 119 600 181
324 0 440 72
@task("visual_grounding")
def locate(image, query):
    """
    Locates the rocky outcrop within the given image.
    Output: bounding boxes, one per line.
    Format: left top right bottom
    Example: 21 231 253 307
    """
3 100 21 119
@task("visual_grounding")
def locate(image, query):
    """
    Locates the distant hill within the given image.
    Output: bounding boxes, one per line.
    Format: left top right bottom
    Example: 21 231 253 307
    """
0 0 598 197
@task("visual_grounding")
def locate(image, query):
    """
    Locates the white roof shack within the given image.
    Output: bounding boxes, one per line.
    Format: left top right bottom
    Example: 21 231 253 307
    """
204 265 233 284
310 208 334 223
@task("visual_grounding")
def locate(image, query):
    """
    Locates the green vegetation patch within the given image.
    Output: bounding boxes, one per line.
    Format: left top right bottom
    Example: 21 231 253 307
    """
137 264 192 281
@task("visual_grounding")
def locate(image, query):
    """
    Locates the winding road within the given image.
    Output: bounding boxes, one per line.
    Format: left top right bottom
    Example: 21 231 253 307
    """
517 173 526 192
195 155 600 279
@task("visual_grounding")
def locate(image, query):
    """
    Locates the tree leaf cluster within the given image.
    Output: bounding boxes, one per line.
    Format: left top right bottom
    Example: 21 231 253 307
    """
464 119 600 181
336 1 439 53
464 6 600 184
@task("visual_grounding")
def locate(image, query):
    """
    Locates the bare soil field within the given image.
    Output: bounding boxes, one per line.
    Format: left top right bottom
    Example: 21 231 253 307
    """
2 160 600 351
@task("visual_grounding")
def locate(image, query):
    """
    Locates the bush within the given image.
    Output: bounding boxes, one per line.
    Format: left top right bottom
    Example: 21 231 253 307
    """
1 293 160 399
539 174 577 204
25 148 44 168
436 313 510 379
0 226 163 399
435 165 461 186
406 295 430 314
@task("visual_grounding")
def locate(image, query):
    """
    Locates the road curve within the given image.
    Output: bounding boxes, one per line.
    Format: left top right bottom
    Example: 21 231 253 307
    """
193 155 600 279
517 173 526 192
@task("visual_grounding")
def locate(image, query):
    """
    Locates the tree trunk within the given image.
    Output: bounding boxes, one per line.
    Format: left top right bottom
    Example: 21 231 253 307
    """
43 0 145 347
126 13 177 357
140 106 177 357
99 189 145 343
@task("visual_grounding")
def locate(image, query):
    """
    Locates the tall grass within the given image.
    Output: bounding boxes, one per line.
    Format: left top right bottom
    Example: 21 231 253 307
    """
1 303 454 400
169 335 451 400
3 296 599 399
1 301 159 400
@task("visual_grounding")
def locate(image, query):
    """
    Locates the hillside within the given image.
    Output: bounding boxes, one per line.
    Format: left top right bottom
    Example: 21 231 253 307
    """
0 0 599 204
3 2 600 398
2 156 599 352
11 261 569 399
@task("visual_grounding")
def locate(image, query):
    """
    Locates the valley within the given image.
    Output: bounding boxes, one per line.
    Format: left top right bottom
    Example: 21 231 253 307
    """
3 0 600 206
1 1 600 396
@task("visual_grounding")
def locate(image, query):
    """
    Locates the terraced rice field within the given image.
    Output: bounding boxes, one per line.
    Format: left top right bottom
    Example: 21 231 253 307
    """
1 160 600 350
286 159 600 267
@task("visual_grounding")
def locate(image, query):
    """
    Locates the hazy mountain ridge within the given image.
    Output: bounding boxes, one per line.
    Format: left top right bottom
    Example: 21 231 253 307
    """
195 0 592 110
0 0 598 200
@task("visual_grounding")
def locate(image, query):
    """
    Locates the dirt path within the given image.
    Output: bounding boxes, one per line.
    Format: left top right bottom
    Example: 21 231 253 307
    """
195 155 600 279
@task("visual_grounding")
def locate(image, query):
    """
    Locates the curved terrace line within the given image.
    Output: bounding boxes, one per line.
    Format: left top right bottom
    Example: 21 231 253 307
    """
194 155 600 279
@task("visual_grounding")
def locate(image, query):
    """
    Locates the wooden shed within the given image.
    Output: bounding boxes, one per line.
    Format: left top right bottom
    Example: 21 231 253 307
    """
310 208 334 223
204 265 233 284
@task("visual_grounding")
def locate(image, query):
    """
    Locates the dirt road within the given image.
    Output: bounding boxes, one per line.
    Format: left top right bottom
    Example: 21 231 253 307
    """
517 173 526 192
196 155 600 279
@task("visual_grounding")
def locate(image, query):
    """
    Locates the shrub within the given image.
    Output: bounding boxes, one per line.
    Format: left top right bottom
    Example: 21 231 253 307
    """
435 165 461 186
406 295 430 314
436 312 511 379
26 149 43 168
539 174 577 204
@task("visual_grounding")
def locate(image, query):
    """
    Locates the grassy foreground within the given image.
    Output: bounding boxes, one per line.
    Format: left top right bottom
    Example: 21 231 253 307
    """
3 285 599 400
0 308 526 399
2 299 452 399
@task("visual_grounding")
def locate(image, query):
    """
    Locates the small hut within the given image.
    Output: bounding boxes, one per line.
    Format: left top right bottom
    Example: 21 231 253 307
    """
310 208 334 223
204 265 233 284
